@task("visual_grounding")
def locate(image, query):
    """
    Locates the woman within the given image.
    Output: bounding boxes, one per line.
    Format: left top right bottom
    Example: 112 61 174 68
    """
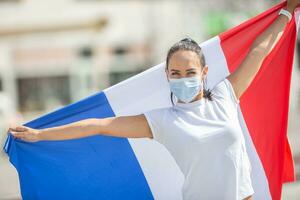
7 1 299 199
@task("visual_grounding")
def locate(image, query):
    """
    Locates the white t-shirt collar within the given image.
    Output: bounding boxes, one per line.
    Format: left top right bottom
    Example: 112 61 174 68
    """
175 97 205 108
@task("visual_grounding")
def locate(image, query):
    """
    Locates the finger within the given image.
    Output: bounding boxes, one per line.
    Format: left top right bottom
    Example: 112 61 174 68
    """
8 126 16 131
15 126 28 132
10 126 27 132
11 131 25 138
8 127 17 131
9 126 22 132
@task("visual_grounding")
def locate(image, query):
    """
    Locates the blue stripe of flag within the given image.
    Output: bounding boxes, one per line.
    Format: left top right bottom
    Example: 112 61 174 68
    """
3 91 154 200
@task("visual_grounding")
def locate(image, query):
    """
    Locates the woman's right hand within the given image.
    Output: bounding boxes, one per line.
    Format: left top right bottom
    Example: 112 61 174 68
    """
7 125 41 142
5 115 154 142
287 0 300 12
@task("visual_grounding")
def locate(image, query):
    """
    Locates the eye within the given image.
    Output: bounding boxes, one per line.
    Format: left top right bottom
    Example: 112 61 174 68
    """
171 72 180 75
186 71 197 76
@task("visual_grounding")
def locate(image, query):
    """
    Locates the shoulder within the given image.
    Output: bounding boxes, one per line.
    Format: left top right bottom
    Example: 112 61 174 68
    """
143 107 171 144
143 107 170 121
211 77 240 105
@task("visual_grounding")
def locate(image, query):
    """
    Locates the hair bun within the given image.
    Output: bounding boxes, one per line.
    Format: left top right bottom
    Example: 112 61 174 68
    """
181 37 192 42
180 37 199 46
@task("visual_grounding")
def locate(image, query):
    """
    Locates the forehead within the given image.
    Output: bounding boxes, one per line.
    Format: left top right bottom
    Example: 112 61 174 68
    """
168 50 201 70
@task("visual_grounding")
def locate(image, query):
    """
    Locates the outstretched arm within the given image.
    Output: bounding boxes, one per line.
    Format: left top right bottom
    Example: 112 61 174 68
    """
7 115 153 142
227 0 298 100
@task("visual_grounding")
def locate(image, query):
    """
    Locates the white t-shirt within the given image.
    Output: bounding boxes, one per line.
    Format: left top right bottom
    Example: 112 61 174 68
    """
143 78 254 200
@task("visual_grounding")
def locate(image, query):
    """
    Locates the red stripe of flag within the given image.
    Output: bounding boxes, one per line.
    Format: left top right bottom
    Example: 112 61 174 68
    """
219 1 296 199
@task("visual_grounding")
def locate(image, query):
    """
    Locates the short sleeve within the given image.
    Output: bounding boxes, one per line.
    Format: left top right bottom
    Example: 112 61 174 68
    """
143 108 166 145
212 77 240 106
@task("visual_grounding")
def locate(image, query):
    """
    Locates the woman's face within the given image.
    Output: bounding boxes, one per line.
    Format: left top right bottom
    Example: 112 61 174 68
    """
165 50 208 81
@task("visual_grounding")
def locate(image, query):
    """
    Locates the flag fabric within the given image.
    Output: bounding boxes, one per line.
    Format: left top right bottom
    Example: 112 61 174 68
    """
3 1 299 200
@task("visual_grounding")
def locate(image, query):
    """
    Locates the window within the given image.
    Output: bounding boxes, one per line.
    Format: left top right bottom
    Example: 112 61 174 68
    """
17 76 71 112
109 70 144 86
0 0 21 3
0 78 2 91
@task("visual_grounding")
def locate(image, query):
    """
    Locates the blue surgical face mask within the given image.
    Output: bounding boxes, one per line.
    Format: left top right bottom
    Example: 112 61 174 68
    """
169 76 203 103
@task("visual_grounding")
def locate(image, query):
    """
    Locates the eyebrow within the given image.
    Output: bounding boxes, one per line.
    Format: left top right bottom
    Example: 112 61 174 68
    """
170 69 180 72
186 68 197 71
170 68 197 72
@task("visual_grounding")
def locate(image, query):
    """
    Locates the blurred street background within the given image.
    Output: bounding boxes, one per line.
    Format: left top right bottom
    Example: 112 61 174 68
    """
0 0 299 199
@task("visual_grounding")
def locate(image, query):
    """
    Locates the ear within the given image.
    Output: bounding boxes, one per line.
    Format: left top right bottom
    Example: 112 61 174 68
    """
201 65 208 80
165 68 170 81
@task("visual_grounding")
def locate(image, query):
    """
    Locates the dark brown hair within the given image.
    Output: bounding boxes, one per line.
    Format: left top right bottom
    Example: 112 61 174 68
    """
166 37 213 105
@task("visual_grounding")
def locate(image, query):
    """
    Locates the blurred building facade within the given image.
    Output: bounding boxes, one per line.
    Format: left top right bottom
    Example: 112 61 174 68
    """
0 0 281 119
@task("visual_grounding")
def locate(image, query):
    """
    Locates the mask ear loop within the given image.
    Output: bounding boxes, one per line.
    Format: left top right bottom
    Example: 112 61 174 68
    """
202 75 210 100
200 69 206 93
166 72 179 106
171 91 179 105
202 78 206 91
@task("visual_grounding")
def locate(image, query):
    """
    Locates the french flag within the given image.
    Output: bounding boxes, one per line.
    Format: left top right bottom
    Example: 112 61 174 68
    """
3 1 298 200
